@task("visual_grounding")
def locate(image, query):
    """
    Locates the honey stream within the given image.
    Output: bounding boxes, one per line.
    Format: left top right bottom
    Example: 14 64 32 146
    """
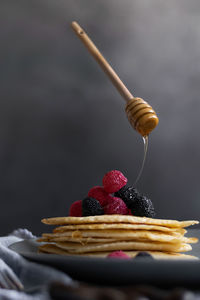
134 135 148 186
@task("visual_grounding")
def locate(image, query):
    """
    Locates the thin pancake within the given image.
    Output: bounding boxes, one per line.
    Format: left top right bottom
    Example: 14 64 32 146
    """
42 215 199 228
53 224 186 234
37 237 119 244
38 244 198 259
55 240 192 253
40 230 197 244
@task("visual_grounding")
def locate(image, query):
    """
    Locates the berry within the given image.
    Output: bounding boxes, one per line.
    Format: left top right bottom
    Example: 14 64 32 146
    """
130 195 155 218
69 200 82 217
134 252 154 259
82 197 104 217
104 197 128 215
88 186 112 206
103 170 127 193
107 251 131 259
115 185 139 208
127 209 132 215
115 186 155 217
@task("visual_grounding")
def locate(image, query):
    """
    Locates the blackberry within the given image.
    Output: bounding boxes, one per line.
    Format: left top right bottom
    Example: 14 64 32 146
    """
130 195 155 218
134 252 154 259
82 197 104 217
114 185 139 208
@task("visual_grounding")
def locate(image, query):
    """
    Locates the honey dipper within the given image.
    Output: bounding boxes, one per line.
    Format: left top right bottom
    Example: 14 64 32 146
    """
71 21 159 136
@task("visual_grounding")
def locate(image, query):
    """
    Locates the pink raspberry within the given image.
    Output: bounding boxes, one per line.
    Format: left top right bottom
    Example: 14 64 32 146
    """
103 170 127 193
69 200 82 217
107 251 131 259
127 209 133 215
104 197 128 215
88 186 113 206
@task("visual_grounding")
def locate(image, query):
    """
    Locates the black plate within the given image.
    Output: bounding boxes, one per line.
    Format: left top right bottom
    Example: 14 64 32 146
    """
9 229 200 286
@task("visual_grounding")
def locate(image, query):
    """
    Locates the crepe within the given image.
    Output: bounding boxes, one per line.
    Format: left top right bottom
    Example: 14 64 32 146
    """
53 223 186 234
38 230 197 244
39 214 199 259
38 244 198 259
42 215 199 228
39 242 193 255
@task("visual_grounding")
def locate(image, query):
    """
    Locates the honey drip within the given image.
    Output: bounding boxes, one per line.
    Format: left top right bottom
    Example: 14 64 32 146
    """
134 135 148 186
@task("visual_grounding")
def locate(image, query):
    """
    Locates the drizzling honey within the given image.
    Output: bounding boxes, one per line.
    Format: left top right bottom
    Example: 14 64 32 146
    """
134 135 148 186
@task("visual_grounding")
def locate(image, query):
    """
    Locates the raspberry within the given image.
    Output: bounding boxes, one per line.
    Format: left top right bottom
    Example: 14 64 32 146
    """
82 197 104 217
134 252 154 259
107 251 131 259
127 209 132 215
130 195 155 218
69 200 82 217
115 185 139 208
103 170 128 193
104 197 128 215
88 186 112 206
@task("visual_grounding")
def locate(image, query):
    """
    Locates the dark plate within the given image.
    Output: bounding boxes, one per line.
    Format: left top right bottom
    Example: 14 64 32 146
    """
9 229 200 286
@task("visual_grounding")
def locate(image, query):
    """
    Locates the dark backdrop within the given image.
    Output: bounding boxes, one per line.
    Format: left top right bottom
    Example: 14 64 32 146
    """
0 0 200 235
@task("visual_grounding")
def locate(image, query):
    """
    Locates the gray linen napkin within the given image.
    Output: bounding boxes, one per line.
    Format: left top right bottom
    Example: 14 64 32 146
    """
0 229 74 300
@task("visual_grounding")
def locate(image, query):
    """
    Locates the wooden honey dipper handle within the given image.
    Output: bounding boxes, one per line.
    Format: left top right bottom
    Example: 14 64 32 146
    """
71 21 133 102
71 21 159 136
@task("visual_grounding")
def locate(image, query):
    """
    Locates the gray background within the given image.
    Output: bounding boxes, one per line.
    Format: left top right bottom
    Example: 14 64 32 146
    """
0 0 200 235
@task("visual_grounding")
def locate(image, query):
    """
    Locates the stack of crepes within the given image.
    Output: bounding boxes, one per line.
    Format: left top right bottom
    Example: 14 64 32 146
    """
38 215 199 259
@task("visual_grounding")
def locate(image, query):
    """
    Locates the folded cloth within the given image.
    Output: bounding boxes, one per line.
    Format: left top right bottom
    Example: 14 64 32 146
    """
0 229 74 300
